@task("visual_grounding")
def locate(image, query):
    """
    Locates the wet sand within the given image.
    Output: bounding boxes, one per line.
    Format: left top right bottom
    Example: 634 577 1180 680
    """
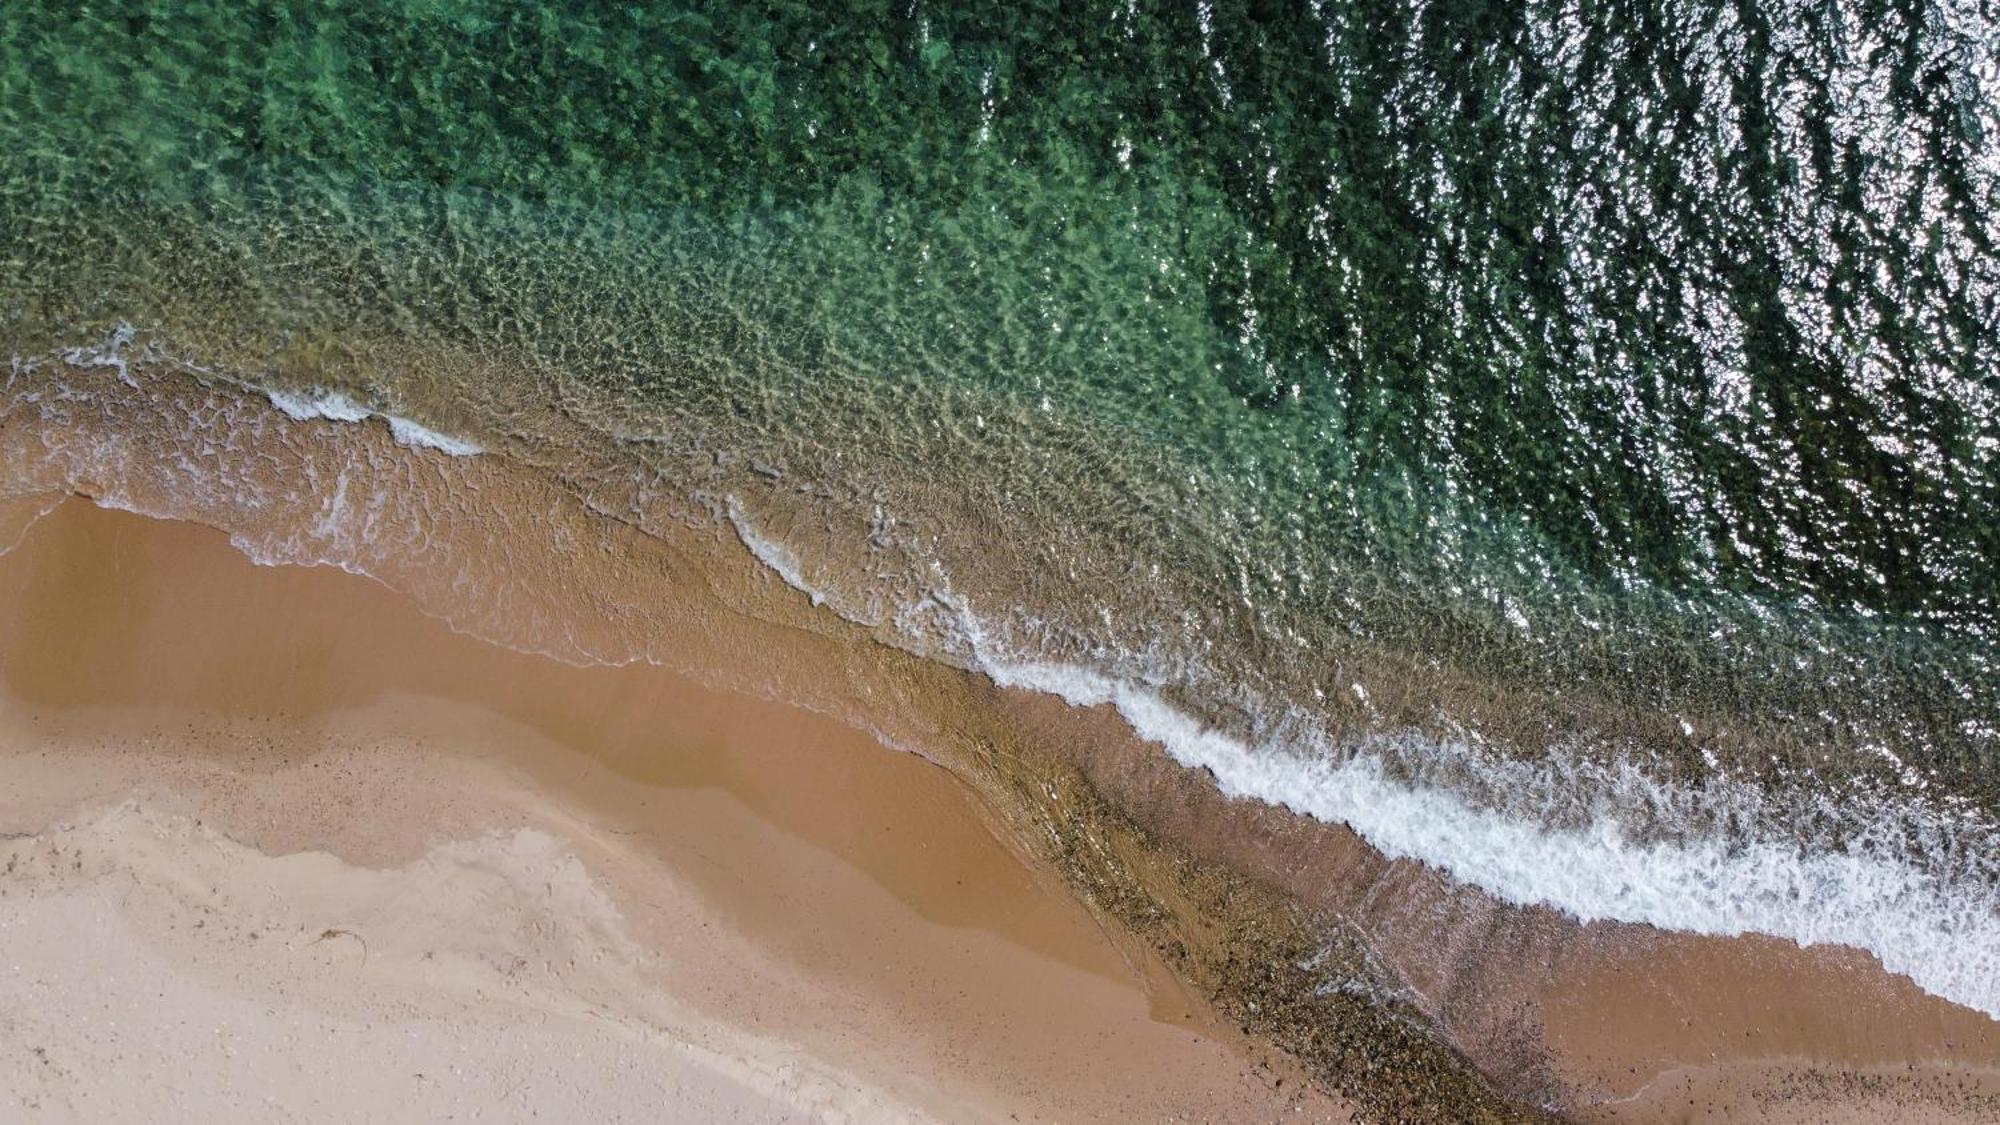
1542 936 2000 1122
1008 683 2000 1121
5 366 1999 1121
0 498 1344 1122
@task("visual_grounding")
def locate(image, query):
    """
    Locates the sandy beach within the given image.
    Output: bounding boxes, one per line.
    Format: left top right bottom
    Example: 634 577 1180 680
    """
1 371 1996 1121
0 498 1344 1123
8 2 2000 1116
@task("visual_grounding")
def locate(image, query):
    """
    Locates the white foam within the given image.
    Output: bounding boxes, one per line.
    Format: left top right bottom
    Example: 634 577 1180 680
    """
725 498 825 606
267 388 373 425
387 415 485 456
266 388 483 455
709 534 2000 1020
57 322 140 388
969 651 2000 1020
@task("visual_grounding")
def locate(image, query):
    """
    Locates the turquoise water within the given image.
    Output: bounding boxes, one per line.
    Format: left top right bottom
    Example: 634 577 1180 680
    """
3 0 1998 1011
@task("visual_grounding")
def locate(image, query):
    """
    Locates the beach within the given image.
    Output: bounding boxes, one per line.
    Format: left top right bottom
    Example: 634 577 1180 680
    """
2 385 1995 1120
0 498 1344 1122
2 4 1997 1111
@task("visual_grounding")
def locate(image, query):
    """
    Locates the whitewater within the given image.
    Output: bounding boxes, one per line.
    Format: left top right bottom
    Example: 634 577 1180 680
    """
728 501 2000 1021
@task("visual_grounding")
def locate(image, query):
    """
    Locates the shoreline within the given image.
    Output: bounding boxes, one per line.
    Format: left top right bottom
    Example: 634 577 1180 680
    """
2 365 1996 1118
0 499 1341 1122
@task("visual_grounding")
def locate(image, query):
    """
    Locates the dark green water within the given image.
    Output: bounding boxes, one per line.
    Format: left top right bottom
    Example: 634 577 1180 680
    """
2 0 1997 1015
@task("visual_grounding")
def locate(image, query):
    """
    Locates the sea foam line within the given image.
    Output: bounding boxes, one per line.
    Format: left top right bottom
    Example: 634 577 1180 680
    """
725 499 825 606
726 505 2000 1020
977 654 1997 1018
266 388 484 456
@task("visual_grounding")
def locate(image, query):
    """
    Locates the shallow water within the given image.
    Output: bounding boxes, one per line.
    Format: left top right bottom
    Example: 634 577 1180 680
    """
2 0 1996 1021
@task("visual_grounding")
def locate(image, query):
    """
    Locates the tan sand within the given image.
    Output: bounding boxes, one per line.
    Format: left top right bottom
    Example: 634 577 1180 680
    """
1001 667 2000 1121
0 499 1348 1123
9 368 1998 1121
1541 934 2000 1122
0 800 888 1123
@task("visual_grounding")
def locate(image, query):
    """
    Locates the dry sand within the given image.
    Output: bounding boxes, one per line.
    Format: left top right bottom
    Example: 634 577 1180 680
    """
0 499 1347 1123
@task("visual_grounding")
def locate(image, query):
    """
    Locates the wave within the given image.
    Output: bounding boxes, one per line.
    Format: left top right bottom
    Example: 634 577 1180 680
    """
976 654 2000 1021
265 388 484 457
724 498 2000 1020
727 498 826 608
